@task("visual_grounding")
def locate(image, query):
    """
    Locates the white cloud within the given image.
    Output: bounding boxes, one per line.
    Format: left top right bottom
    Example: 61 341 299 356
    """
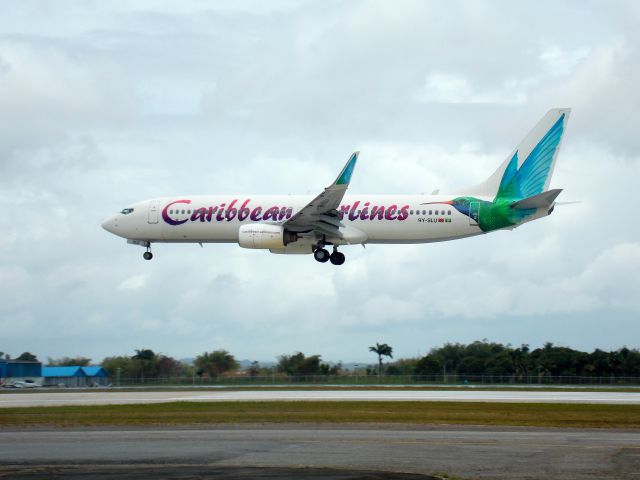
415 71 529 105
0 41 133 138
539 45 590 76
0 1 639 362
118 274 149 291
579 243 640 311
415 43 591 106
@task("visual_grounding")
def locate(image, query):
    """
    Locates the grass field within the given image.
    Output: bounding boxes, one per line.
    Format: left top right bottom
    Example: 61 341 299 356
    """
1 401 639 429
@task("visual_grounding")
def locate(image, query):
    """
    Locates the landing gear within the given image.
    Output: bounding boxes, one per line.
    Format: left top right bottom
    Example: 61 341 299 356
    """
329 250 345 266
313 248 330 263
314 245 346 265
143 243 153 260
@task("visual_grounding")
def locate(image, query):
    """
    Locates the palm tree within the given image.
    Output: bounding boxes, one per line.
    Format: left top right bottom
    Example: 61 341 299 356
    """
369 343 393 376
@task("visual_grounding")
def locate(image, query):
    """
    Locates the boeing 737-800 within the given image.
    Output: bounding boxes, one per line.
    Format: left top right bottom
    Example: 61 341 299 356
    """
102 108 570 265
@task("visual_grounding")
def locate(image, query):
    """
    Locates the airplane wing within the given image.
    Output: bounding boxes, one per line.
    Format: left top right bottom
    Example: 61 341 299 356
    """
282 152 359 239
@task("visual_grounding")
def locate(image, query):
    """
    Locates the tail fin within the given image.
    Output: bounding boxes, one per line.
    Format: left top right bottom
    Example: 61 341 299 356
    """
454 108 571 199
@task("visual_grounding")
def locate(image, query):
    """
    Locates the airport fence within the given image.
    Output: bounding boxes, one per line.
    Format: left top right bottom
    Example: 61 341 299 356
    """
109 374 640 387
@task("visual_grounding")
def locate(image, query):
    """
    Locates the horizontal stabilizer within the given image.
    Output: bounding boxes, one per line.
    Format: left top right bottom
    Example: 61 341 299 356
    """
510 189 562 210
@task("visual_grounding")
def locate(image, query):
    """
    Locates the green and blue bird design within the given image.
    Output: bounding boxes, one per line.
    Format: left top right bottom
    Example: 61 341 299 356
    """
432 113 565 232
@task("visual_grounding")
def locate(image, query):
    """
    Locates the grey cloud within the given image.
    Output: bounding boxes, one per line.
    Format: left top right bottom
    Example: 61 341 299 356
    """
0 1 638 362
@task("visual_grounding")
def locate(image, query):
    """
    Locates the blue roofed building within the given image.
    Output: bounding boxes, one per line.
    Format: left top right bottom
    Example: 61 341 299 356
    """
5 361 42 378
0 360 43 387
41 366 111 387
81 366 110 386
42 366 87 387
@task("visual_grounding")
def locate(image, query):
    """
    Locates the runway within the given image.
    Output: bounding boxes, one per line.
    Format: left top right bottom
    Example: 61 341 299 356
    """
0 426 638 479
1 388 640 407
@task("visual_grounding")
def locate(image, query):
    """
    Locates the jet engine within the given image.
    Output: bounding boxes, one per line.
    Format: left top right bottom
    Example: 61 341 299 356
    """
238 224 299 249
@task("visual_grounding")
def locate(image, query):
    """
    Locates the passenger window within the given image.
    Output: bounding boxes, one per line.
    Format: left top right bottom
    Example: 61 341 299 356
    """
422 210 426 215
429 210 432 215
410 210 414 215
181 210 185 214
448 210 451 215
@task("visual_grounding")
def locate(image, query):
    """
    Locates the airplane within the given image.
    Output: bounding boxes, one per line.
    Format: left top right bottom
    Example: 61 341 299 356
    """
102 108 570 265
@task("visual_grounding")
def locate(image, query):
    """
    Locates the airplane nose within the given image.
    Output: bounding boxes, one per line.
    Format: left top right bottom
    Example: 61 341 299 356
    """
101 216 117 233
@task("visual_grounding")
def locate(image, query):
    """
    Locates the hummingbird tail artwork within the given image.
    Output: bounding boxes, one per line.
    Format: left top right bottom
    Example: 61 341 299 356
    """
424 108 571 233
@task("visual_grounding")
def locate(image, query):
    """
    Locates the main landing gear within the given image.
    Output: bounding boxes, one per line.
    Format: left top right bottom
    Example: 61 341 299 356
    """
314 244 346 266
313 248 330 263
143 243 153 261
330 249 345 266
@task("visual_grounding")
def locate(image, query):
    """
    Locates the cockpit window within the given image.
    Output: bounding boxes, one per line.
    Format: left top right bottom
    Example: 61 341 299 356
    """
121 208 134 215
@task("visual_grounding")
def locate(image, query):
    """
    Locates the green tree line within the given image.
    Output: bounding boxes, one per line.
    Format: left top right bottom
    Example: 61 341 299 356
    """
100 350 343 379
405 341 640 378
5 341 640 379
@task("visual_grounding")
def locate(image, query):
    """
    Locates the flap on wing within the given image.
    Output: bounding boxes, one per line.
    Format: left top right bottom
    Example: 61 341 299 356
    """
510 189 563 209
283 152 359 239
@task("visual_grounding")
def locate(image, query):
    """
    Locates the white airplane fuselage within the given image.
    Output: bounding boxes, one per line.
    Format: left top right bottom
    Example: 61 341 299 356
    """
102 194 488 248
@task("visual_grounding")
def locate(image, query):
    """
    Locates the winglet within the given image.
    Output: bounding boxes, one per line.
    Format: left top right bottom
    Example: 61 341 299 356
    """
335 151 359 185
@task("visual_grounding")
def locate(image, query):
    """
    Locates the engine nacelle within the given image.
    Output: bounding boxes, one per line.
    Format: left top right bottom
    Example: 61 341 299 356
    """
269 239 315 255
238 224 298 249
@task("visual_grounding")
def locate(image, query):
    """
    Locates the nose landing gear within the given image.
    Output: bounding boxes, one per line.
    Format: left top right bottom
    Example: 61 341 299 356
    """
143 243 153 260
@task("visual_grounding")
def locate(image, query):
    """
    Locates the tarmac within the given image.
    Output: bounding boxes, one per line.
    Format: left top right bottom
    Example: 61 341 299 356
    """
0 426 638 479
2 389 639 478
2 388 640 407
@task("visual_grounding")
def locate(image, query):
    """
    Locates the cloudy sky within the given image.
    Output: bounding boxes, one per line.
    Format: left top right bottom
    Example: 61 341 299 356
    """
1 0 638 364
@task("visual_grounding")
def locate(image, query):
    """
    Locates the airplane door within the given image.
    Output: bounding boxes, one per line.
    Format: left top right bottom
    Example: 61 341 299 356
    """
469 202 480 226
148 200 160 224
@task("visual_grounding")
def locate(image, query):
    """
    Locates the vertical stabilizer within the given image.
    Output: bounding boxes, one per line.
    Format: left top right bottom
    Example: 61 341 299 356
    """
453 108 571 198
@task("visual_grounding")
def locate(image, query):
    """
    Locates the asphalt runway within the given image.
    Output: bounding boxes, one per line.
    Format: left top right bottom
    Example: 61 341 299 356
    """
0 426 638 479
2 389 640 407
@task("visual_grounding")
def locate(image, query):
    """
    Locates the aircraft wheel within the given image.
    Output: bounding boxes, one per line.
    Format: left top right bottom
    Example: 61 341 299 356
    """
143 251 153 261
330 252 345 265
314 248 330 263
